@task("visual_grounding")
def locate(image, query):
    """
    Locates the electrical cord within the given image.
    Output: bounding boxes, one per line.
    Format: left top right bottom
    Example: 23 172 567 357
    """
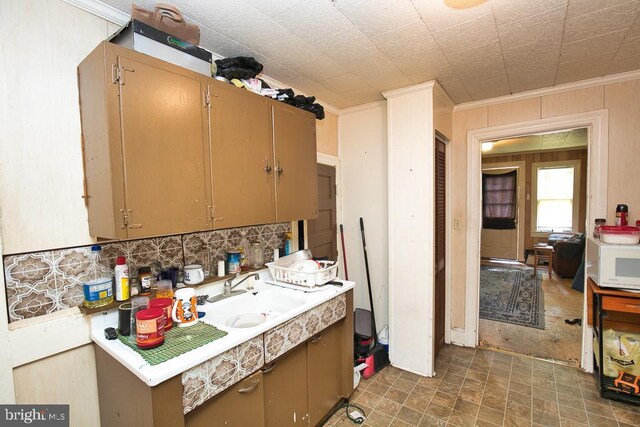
325 401 366 424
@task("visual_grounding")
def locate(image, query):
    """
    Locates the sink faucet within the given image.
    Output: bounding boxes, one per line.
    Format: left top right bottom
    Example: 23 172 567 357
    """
224 273 260 295
208 273 260 303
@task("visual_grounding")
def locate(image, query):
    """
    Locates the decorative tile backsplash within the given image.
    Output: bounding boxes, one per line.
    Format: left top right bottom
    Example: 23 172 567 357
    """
3 223 290 323
264 293 346 363
182 336 264 414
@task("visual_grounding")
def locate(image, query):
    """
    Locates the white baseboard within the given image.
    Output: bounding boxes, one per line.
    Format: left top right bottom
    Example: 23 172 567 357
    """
449 328 467 346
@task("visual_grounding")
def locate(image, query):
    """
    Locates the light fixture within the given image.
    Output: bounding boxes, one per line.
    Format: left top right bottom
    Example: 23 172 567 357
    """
481 142 494 152
444 0 489 9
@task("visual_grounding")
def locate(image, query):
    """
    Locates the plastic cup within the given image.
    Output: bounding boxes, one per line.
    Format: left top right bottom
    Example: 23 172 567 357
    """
156 279 174 298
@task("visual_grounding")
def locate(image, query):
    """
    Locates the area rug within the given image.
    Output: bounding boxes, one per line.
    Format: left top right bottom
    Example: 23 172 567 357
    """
480 266 545 329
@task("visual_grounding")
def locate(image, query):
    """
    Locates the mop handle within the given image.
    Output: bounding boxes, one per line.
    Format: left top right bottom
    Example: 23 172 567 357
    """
340 224 349 280
360 217 378 344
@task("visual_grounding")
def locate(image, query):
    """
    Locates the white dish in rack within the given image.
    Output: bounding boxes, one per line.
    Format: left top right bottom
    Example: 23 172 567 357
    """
266 260 338 287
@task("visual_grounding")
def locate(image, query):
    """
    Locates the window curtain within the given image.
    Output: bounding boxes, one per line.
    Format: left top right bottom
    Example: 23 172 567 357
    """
482 170 517 230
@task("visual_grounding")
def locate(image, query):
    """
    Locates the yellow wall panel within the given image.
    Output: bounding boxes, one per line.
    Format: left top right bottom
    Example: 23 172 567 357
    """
541 86 605 118
487 98 541 127
316 112 339 156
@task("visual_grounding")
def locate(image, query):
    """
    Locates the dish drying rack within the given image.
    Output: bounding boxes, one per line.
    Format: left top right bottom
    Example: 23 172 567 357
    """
266 260 338 288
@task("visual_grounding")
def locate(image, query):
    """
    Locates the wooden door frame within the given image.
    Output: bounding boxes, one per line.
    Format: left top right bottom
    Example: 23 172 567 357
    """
464 110 609 372
305 153 342 268
480 161 526 262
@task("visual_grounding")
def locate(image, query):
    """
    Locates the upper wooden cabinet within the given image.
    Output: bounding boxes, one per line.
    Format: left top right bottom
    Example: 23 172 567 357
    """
79 42 317 240
206 88 319 228
79 42 210 239
272 102 318 223
206 80 275 229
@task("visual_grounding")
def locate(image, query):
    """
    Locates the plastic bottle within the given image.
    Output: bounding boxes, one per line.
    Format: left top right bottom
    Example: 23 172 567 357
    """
115 256 130 301
616 204 629 226
83 245 114 308
284 232 293 255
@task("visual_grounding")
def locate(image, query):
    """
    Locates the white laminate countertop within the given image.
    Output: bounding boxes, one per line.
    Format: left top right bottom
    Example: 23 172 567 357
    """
90 269 354 387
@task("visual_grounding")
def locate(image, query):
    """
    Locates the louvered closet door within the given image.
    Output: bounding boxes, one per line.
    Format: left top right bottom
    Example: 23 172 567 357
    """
434 137 446 359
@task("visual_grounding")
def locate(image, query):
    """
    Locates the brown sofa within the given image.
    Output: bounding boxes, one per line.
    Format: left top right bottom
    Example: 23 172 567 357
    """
552 233 585 278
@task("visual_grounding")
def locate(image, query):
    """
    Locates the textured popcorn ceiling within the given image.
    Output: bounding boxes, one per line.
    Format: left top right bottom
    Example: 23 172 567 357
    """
101 0 640 108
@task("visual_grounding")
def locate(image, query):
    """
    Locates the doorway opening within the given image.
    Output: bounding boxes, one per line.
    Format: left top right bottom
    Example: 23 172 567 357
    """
478 128 588 365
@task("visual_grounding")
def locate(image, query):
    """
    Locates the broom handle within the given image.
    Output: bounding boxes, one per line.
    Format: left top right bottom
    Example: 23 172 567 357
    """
360 217 378 344
340 224 349 280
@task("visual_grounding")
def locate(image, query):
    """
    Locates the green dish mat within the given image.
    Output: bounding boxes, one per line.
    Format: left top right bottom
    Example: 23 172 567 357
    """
118 322 228 366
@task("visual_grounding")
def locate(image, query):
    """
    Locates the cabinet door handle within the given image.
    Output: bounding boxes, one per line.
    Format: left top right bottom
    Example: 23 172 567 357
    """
262 362 276 374
276 160 283 182
120 66 135 85
310 335 322 344
128 224 143 229
264 158 272 174
238 379 260 394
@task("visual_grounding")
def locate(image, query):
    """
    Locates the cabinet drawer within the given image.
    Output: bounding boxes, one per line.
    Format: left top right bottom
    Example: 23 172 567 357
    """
602 296 640 315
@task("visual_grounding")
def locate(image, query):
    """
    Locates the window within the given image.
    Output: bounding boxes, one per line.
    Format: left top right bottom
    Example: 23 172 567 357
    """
532 160 581 234
482 170 517 230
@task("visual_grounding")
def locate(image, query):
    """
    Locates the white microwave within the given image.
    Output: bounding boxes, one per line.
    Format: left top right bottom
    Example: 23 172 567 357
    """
587 237 640 290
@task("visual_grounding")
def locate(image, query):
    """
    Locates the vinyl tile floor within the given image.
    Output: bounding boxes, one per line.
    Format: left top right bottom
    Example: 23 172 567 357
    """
479 260 584 365
325 345 640 427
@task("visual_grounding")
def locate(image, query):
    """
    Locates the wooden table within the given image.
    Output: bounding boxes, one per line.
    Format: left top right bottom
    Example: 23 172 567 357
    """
533 245 554 278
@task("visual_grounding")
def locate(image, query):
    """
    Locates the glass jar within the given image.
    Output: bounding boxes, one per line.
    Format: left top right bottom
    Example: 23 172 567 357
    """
593 218 606 238
248 242 265 269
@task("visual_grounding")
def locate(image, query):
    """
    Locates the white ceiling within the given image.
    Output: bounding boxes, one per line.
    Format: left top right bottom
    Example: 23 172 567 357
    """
483 127 588 155
101 0 640 109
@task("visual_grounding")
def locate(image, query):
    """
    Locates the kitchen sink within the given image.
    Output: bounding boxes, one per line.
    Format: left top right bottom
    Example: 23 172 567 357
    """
225 313 267 328
203 288 306 329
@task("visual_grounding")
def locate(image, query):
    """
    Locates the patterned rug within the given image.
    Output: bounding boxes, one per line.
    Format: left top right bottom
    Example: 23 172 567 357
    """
480 265 545 330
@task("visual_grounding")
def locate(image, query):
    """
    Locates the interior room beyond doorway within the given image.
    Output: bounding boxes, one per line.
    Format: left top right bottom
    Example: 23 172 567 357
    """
477 128 588 366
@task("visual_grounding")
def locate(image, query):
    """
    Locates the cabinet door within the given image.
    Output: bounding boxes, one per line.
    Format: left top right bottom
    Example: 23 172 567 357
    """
209 82 275 228
263 343 309 426
117 55 209 238
272 104 318 222
185 371 265 427
307 321 344 426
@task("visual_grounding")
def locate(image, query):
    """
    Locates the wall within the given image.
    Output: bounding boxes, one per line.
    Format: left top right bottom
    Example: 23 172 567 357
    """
451 80 640 330
0 0 115 419
339 102 389 328
482 148 588 250
0 0 119 255
316 112 339 156
13 345 100 425
385 85 436 376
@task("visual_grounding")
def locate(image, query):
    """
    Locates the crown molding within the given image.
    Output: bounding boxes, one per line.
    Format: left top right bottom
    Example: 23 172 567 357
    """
382 81 436 99
63 0 129 25
433 81 455 110
454 69 640 112
339 100 387 115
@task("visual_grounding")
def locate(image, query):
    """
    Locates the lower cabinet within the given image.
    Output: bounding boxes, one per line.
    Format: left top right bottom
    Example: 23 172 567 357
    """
263 342 309 426
307 321 344 426
95 291 354 427
185 371 265 427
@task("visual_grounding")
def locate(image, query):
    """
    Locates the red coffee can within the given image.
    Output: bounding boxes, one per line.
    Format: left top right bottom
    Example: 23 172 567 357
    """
149 298 173 330
135 308 165 349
